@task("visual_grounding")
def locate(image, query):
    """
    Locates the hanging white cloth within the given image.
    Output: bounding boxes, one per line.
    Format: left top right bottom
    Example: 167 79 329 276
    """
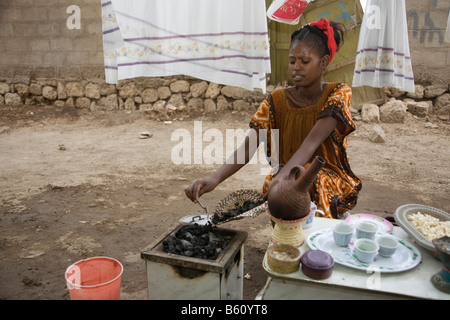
101 0 123 84
101 0 271 92
352 0 415 92
445 10 450 43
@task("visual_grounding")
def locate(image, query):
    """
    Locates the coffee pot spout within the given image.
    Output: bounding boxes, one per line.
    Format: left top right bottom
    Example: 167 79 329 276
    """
296 156 325 192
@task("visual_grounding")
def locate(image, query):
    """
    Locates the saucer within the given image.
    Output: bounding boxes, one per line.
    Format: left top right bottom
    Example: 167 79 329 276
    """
307 228 421 273
345 213 394 234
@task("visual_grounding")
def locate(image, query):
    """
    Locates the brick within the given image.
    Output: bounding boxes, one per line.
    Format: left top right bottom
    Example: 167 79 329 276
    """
34 0 59 6
43 52 66 66
74 37 97 51
405 0 434 11
5 38 28 52
48 7 70 22
13 23 37 36
0 9 22 22
0 0 15 7
38 23 61 36
427 11 449 28
435 0 450 9
60 26 83 37
85 22 102 35
29 39 50 51
65 51 89 64
12 0 34 6
50 38 74 51
20 52 44 65
407 101 429 117
410 49 447 66
80 5 101 20
0 23 14 36
87 51 104 65
22 8 47 22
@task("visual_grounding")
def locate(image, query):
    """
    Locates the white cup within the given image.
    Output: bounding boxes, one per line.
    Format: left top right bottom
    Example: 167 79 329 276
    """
377 236 399 257
354 238 379 263
355 221 378 240
333 223 354 246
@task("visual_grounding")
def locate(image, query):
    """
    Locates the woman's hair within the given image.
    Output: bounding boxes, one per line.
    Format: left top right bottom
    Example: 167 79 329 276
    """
290 21 345 58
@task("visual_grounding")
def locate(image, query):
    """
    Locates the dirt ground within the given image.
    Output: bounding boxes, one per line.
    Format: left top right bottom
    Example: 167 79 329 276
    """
0 103 449 300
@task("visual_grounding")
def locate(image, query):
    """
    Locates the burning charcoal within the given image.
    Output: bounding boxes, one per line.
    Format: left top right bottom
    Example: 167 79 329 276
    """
180 239 193 250
182 232 194 242
163 223 231 260
184 250 194 257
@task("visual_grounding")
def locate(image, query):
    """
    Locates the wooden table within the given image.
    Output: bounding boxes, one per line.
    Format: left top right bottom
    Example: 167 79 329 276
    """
257 217 450 300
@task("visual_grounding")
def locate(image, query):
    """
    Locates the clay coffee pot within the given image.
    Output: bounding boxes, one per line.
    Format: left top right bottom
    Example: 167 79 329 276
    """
267 156 325 247
268 156 325 220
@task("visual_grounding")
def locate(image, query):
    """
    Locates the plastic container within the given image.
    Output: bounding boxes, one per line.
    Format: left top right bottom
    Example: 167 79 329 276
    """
300 250 334 280
65 257 123 300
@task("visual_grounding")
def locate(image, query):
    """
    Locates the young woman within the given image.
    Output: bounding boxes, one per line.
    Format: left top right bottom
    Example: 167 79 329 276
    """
185 19 361 219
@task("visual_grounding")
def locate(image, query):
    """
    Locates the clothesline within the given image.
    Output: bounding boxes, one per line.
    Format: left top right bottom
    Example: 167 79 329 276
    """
101 0 271 92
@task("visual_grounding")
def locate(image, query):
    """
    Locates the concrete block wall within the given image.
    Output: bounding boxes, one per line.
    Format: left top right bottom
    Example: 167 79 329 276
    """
0 0 104 83
0 0 448 87
406 0 450 85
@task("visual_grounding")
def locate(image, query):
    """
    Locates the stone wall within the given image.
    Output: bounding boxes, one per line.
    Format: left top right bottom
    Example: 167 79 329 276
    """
0 0 267 114
0 76 267 116
0 0 448 110
356 84 450 143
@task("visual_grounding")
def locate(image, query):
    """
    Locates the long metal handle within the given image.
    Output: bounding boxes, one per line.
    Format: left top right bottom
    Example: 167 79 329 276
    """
197 200 209 221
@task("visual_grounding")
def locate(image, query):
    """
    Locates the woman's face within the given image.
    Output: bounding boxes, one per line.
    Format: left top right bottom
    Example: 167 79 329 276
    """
289 40 329 87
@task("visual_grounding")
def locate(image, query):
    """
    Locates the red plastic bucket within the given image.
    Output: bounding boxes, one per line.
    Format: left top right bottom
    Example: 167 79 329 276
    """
65 257 123 300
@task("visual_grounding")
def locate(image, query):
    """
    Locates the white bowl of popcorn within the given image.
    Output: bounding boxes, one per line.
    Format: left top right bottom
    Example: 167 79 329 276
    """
395 204 450 253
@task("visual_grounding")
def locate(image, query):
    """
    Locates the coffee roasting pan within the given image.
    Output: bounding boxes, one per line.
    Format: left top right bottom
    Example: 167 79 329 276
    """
179 214 211 225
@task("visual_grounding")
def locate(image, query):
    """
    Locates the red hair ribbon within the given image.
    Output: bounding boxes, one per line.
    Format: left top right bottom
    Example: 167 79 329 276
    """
307 19 338 62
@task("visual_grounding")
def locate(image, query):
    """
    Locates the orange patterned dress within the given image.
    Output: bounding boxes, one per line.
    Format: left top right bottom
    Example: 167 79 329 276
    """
249 82 361 219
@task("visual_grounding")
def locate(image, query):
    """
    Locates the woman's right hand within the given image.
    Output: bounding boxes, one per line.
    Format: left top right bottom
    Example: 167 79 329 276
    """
184 178 219 203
